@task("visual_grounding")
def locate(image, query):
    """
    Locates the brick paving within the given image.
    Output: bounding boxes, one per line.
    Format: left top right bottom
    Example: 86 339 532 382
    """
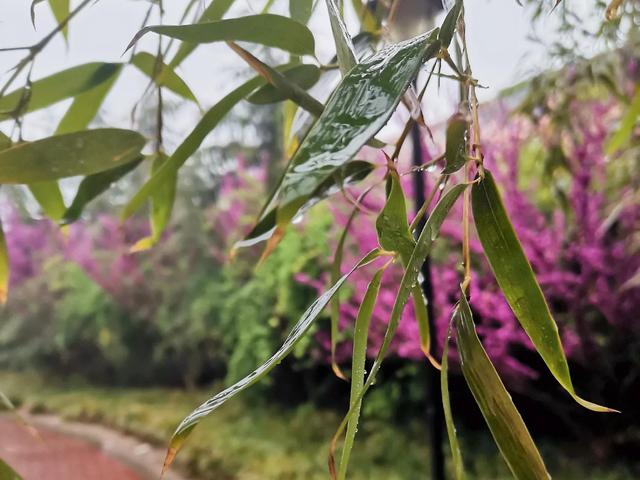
0 417 144 479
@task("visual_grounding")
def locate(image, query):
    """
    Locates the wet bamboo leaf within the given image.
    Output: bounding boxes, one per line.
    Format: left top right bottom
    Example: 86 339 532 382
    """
55 65 123 134
62 159 143 224
0 458 22 480
606 86 640 154
247 65 321 105
130 153 177 252
442 113 468 174
131 52 198 102
169 0 236 68
337 267 384 480
274 30 441 226
48 0 70 39
0 222 8 304
0 129 145 184
129 14 315 57
28 182 66 221
455 290 549 480
439 0 463 48
472 170 614 413
441 323 465 480
290 0 314 24
325 0 358 75
163 249 385 473
0 63 121 119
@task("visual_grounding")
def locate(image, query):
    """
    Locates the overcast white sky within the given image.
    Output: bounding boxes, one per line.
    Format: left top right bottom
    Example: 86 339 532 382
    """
0 0 571 141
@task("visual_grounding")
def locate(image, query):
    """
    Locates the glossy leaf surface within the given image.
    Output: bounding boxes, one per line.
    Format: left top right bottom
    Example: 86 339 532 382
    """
439 0 463 48
247 65 321 105
131 52 197 102
163 249 384 472
0 63 121 119
0 129 145 184
130 15 315 56
455 291 549 480
472 170 613 412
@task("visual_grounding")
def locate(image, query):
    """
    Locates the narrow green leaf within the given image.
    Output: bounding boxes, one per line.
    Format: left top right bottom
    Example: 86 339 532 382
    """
455 290 549 480
48 0 70 39
472 170 615 413
0 129 145 184
0 222 8 304
28 182 66 221
439 0 463 48
121 72 270 221
0 458 22 480
0 132 11 151
442 113 468 174
129 14 315 57
337 267 384 480
131 52 198 102
62 158 143 224
274 30 441 226
606 86 640 154
247 65 321 105
441 323 465 480
169 0 236 68
130 153 177 252
55 65 123 134
290 0 314 24
325 0 358 75
0 63 121 119
163 249 385 472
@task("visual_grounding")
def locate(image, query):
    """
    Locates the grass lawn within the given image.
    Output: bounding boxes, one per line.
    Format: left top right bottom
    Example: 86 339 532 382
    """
0 371 634 479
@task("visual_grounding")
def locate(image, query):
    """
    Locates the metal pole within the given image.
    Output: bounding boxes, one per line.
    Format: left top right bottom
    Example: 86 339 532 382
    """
411 122 445 480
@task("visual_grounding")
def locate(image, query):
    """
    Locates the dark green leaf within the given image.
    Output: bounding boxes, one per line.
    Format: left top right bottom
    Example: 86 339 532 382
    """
247 64 321 105
441 323 465 480
129 14 315 57
455 290 549 480
62 158 143 224
0 63 121 119
163 249 385 473
472 170 614 412
376 170 414 257
439 0 463 48
442 113 468 174
0 129 146 184
290 0 314 24
325 0 358 75
131 52 197 102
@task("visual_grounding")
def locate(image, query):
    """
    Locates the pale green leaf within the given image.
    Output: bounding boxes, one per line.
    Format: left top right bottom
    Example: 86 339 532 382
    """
131 52 198 102
325 0 358 75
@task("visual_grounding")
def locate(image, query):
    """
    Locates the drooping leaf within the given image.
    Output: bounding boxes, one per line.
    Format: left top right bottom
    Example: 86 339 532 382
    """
28 182 66 221
128 14 315 57
48 0 70 39
441 322 465 480
55 65 123 134
325 0 358 75
130 153 177 252
247 64 321 105
337 267 384 480
472 170 614 413
606 86 640 154
455 290 549 480
0 458 22 480
439 0 463 48
62 159 143 224
272 30 441 228
131 52 198 102
0 63 121 119
163 249 385 473
0 222 8 304
290 0 314 24
442 113 468 174
0 129 146 184
169 0 236 68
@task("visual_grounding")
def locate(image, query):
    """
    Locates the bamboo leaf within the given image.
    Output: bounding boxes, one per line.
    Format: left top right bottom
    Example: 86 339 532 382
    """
48 0 70 39
442 113 469 174
472 170 615 413
325 0 358 75
441 322 465 480
247 65 321 105
290 0 314 24
0 129 145 184
439 0 463 48
28 182 66 221
130 153 177 252
337 267 384 480
131 52 198 102
0 63 121 119
606 86 640 154
0 458 22 480
0 222 8 304
129 14 315 57
62 158 143 224
163 249 385 473
455 290 550 480
169 0 236 68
